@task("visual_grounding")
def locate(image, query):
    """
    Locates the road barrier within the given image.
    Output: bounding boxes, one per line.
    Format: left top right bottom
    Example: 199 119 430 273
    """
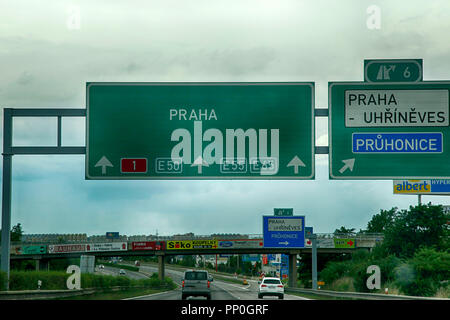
285 287 448 300
0 288 95 300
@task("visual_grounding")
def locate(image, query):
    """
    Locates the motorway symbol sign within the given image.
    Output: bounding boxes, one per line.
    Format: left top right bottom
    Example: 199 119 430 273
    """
393 179 450 195
329 81 450 179
262 215 305 248
274 208 293 216
364 59 423 83
86 82 315 179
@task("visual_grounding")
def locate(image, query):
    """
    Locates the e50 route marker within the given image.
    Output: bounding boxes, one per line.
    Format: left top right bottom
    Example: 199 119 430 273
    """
86 82 315 180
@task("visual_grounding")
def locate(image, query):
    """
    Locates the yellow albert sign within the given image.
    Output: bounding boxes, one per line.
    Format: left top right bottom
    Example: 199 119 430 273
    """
167 240 218 250
393 180 431 194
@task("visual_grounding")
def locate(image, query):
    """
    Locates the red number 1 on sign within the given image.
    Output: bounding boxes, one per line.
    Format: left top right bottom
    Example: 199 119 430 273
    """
121 158 147 173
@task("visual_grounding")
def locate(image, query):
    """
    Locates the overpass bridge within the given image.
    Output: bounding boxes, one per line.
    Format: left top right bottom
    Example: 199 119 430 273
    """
4 233 384 287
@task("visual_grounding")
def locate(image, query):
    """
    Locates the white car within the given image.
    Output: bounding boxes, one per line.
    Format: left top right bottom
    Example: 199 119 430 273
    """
119 269 126 275
258 277 284 299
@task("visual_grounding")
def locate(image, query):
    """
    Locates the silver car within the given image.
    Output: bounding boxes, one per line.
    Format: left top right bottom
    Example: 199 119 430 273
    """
181 270 213 300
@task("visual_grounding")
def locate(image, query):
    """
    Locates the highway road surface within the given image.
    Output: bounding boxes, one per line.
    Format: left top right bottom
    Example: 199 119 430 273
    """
95 266 148 280
127 264 310 301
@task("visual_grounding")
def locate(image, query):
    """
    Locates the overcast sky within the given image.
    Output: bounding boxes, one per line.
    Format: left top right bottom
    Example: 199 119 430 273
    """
1 0 449 237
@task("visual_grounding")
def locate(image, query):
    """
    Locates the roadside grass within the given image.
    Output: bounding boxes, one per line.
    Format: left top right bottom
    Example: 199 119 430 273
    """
287 291 357 300
56 287 170 300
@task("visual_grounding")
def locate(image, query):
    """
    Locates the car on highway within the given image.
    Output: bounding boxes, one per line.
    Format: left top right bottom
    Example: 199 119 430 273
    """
181 270 212 300
119 269 126 275
258 277 284 299
98 264 104 269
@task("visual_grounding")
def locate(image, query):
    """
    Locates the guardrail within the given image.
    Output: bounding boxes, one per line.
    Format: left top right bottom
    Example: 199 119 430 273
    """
0 289 95 300
285 287 448 300
0 284 174 300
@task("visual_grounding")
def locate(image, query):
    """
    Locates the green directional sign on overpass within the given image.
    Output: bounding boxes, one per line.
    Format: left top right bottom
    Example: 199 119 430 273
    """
329 60 450 179
86 82 315 179
364 59 423 83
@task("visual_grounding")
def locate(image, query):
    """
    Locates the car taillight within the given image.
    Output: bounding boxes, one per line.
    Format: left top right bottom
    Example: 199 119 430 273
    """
182 280 185 288
207 281 210 288
261 284 267 287
277 285 284 288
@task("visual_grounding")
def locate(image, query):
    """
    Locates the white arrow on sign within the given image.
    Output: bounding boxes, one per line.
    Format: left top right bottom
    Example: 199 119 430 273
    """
95 156 113 174
287 156 306 174
279 241 289 246
339 158 355 174
191 156 209 174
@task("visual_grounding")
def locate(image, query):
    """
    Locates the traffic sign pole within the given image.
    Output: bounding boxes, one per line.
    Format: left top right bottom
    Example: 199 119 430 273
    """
0 108 85 290
1 109 12 289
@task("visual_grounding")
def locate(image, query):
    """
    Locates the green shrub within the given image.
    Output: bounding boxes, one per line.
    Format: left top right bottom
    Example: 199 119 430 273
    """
319 250 402 293
320 260 350 286
6 270 176 291
9 271 67 290
0 271 7 291
329 277 355 292
434 286 450 299
373 255 401 285
412 247 450 283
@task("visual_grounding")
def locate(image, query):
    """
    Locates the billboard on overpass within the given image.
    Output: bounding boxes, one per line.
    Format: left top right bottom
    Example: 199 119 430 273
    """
131 241 164 251
86 242 127 252
48 244 86 254
167 240 218 250
218 239 263 249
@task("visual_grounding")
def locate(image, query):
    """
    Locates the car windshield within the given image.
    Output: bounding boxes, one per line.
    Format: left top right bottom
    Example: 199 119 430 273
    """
263 279 281 284
185 272 207 280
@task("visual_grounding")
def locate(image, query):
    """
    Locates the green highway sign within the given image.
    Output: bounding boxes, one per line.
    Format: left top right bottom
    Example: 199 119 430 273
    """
86 82 315 179
364 59 423 83
333 238 355 249
329 81 450 179
274 208 294 216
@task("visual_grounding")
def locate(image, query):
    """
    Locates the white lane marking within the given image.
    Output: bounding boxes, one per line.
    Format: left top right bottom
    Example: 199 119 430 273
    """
123 289 181 301
221 283 252 291
211 282 241 300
